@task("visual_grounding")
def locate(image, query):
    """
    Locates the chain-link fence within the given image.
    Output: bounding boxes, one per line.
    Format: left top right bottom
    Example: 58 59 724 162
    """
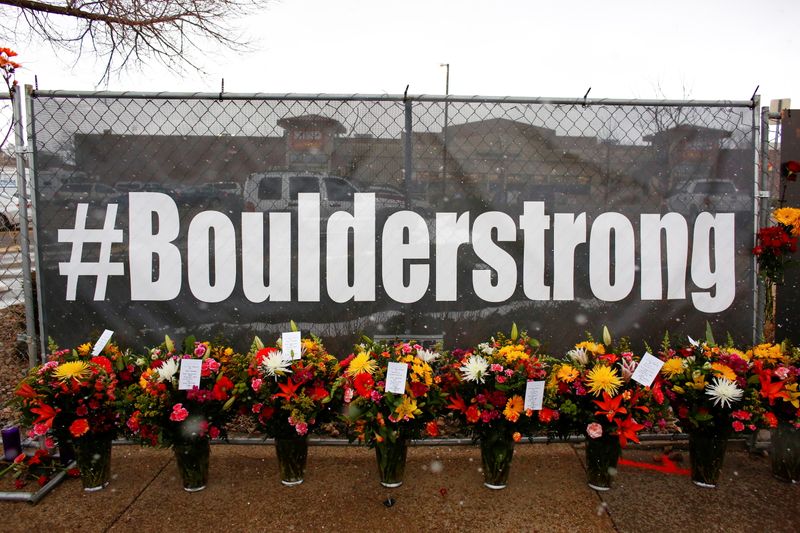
0 92 30 364
26 91 759 357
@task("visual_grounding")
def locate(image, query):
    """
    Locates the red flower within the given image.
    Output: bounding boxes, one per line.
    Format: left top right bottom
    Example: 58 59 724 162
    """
426 421 440 437
212 376 234 401
732 420 745 432
258 406 275 423
91 356 113 373
465 405 481 424
67 468 81 478
69 418 90 438
446 394 467 414
782 160 800 180
594 392 627 422
353 373 374 398
538 407 558 423
614 416 645 447
273 379 301 402
30 403 57 428
307 382 329 402
37 475 49 487
764 412 778 428
255 347 278 366
409 381 429 398
169 403 189 422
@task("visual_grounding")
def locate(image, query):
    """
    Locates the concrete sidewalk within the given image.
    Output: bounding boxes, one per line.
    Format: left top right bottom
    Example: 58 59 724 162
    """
0 442 796 532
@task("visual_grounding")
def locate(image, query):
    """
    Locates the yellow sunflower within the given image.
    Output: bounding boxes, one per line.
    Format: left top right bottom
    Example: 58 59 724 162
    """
53 361 90 382
346 352 378 376
585 365 622 396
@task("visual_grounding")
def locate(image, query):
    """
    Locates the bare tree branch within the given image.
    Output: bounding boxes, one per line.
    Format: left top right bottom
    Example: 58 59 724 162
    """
0 0 264 83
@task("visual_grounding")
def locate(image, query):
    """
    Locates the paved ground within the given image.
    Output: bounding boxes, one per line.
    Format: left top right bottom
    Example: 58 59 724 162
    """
0 440 796 532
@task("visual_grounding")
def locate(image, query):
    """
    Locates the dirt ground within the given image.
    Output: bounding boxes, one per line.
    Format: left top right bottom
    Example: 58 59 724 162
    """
0 304 27 426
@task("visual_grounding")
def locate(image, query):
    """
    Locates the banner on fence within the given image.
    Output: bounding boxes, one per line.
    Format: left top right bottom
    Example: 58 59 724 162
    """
30 94 756 354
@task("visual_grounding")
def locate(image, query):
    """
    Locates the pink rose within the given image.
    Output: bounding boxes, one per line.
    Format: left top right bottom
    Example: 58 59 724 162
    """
586 423 603 439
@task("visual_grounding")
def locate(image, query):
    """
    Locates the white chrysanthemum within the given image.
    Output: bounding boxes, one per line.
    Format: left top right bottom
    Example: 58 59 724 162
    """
156 358 180 383
705 377 743 409
416 348 440 364
260 350 293 379
460 355 489 383
566 347 589 366
477 343 495 356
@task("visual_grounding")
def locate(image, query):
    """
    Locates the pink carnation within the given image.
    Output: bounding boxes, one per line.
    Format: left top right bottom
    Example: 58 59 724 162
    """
251 377 263 392
251 403 263 414
775 367 790 380
295 422 308 436
169 403 189 422
194 343 207 357
504 369 514 377
344 387 354 403
496 376 507 383
732 421 745 432
586 422 603 439
490 364 503 373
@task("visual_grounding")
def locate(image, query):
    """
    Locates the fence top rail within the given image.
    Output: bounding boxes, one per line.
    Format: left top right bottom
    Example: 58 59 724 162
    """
28 88 756 108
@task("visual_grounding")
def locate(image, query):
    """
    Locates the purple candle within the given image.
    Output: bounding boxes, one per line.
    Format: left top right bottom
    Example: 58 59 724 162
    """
2 426 22 462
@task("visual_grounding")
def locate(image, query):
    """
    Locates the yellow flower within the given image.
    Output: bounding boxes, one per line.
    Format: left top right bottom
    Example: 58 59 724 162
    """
575 341 605 355
498 345 529 362
394 397 419 419
556 364 579 383
76 343 93 357
585 365 622 396
711 363 737 381
53 361 90 382
686 373 707 390
774 207 800 236
503 395 524 422
346 352 378 376
784 383 799 408
747 343 785 363
661 357 686 378
411 361 433 386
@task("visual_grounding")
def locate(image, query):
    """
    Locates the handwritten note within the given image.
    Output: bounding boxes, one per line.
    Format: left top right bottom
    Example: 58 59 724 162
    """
385 362 408 395
524 380 545 411
178 358 202 390
631 352 665 387
91 330 114 356
282 331 302 360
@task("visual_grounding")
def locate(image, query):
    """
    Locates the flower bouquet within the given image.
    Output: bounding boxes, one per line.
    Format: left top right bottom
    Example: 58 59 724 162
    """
444 326 548 489
121 336 237 492
544 331 653 491
656 334 757 487
748 342 800 482
14 343 120 491
234 333 341 486
340 339 447 488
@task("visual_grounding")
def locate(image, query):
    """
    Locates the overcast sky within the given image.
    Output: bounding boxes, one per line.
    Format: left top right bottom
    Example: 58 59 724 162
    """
7 0 799 106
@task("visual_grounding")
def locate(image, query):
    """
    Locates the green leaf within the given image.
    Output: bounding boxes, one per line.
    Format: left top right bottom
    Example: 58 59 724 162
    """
510 323 518 341
183 335 196 354
164 335 175 353
290 320 299 332
705 322 715 346
602 326 612 347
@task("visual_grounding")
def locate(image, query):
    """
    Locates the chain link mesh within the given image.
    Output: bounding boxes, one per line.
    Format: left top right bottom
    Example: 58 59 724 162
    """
29 94 757 355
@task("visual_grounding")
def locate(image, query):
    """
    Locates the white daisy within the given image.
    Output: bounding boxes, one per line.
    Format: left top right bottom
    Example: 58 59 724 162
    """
260 350 293 379
460 355 489 383
156 358 180 383
416 348 440 364
566 347 589 367
705 377 743 409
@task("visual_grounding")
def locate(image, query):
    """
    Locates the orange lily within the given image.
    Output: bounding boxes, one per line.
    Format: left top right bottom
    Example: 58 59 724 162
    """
615 416 645 447
273 379 302 402
30 403 57 428
758 371 789 405
15 382 38 400
594 391 627 422
446 393 467 414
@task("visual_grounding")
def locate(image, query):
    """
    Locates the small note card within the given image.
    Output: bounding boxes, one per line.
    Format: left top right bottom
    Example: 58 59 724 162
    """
178 358 203 390
282 331 302 360
631 352 664 387
524 380 545 411
91 330 114 356
385 361 408 395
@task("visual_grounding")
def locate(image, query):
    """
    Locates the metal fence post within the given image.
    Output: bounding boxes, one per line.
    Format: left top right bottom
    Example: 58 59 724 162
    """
754 104 770 343
11 85 37 368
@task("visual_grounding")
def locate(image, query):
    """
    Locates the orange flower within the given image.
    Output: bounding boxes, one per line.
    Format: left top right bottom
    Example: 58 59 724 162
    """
503 395 524 422
512 432 522 442
69 418 90 438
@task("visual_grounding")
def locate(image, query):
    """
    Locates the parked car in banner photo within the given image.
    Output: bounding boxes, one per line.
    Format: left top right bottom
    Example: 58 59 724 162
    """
666 179 751 216
243 171 359 216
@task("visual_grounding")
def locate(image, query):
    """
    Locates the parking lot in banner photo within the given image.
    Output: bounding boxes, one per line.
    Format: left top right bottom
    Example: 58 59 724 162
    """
0 228 30 309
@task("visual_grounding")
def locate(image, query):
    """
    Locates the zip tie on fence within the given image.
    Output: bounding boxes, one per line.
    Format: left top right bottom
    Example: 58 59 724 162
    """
750 85 759 108
582 87 591 107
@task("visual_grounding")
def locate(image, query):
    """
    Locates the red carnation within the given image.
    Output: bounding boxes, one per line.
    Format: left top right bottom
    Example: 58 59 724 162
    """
69 418 90 438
